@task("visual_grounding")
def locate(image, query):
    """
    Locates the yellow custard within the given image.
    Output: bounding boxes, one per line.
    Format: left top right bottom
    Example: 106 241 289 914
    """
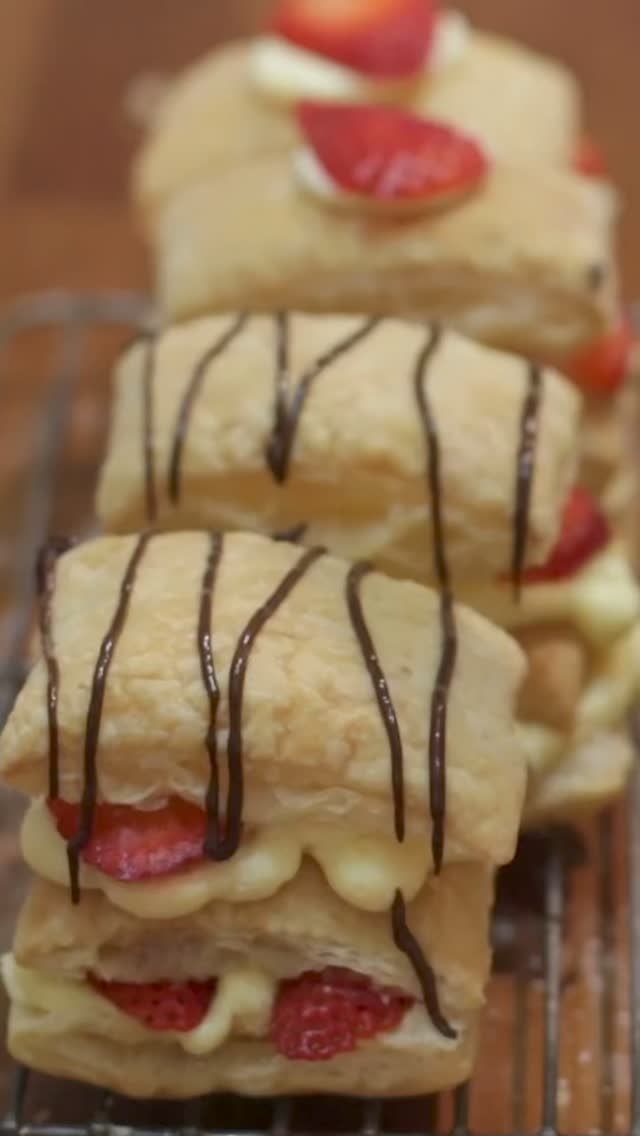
22 801 429 918
2 955 273 1055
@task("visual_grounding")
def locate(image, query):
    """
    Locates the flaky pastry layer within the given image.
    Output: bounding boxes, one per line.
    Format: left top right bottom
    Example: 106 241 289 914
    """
517 621 640 779
524 729 634 824
15 860 491 1010
97 315 580 580
0 532 526 868
134 28 580 214
152 159 618 358
7 1000 478 1098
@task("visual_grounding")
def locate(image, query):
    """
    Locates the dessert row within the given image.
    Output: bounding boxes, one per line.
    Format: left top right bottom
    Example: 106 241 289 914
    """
2 0 638 1101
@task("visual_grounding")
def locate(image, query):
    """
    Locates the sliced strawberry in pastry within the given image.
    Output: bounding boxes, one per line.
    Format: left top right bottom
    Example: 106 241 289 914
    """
574 135 609 180
270 966 413 1060
298 101 490 204
89 975 216 1031
523 487 611 585
49 798 207 881
563 318 634 396
272 0 436 79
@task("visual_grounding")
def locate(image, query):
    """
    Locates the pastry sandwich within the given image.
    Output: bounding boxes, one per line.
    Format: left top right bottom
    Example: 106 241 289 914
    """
1 530 527 1097
96 314 640 820
133 0 635 535
134 8 580 215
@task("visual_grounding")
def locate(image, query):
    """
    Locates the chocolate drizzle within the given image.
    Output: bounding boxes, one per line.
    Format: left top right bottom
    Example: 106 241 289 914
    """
66 533 152 903
139 334 158 524
272 523 308 545
266 314 380 482
346 562 455 1039
168 314 248 505
197 533 225 858
346 562 404 843
414 326 458 876
392 889 456 1039
36 538 73 799
218 544 326 861
512 363 543 600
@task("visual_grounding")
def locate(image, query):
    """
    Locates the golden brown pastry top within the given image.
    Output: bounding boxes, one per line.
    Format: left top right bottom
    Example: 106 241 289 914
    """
134 30 580 214
97 315 580 581
0 531 526 868
152 158 618 357
15 859 491 1009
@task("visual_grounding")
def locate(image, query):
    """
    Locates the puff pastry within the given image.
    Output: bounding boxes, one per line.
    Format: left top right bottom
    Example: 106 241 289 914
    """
13 860 491 1004
97 315 580 581
0 532 527 879
134 26 580 215
579 385 638 535
6 1001 478 1099
150 155 618 358
524 729 634 824
5 860 491 1097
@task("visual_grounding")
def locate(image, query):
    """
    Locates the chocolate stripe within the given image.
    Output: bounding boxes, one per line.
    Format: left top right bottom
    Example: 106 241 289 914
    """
346 561 405 843
512 363 544 599
197 533 225 858
217 545 326 861
168 314 248 504
66 533 153 903
413 326 458 876
36 538 74 799
267 315 381 483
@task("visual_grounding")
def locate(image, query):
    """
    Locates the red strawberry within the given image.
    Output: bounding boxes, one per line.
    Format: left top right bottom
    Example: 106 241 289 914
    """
89 975 216 1032
523 487 611 585
563 318 634 397
272 0 436 79
298 102 490 204
270 967 413 1061
49 798 207 882
574 135 609 180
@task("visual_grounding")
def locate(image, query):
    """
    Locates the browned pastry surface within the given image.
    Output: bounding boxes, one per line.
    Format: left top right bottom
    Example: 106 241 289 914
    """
97 315 580 582
15 859 491 1008
151 159 618 358
134 30 580 213
0 532 527 868
516 625 587 734
6 1004 479 1099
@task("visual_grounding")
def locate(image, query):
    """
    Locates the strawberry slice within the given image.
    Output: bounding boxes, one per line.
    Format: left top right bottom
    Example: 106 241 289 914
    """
49 798 207 882
563 318 634 397
271 0 436 79
574 135 609 180
89 976 216 1032
270 967 413 1060
523 487 611 585
298 102 490 204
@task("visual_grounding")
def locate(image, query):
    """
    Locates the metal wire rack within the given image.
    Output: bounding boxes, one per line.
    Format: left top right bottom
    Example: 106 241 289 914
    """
0 291 638 1136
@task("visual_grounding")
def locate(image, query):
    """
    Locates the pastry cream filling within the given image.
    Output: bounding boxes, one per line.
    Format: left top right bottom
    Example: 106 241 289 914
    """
22 801 429 919
517 621 640 778
2 956 274 1055
460 545 640 649
3 957 443 1054
250 11 470 103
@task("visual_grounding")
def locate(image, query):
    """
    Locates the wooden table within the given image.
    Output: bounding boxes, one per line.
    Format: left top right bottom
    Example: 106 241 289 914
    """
0 0 639 301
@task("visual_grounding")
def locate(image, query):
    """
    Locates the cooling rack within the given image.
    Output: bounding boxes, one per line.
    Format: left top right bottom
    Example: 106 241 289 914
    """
0 291 638 1136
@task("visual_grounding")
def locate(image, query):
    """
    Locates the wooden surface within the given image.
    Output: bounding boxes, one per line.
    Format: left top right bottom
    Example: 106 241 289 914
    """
0 0 639 301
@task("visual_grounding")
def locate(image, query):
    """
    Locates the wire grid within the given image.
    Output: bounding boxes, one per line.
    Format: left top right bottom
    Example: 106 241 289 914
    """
0 292 637 1136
